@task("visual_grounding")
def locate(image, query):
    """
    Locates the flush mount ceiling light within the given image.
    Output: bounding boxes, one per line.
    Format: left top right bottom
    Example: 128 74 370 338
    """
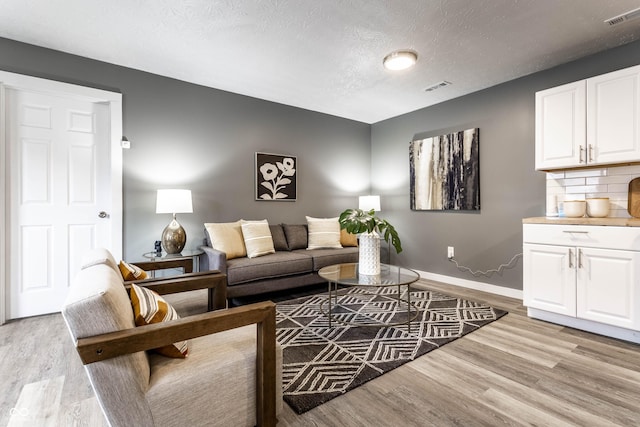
383 50 418 71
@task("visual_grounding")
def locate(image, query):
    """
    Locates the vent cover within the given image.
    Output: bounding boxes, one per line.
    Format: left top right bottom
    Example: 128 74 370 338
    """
424 81 452 92
605 7 640 26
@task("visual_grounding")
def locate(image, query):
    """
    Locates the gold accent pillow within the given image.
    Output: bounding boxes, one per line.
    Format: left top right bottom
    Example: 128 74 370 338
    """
340 228 358 247
204 221 247 259
118 260 148 281
129 284 188 358
241 219 276 258
306 216 343 249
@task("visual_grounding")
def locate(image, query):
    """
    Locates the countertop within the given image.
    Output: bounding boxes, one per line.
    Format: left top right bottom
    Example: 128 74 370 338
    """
523 217 640 227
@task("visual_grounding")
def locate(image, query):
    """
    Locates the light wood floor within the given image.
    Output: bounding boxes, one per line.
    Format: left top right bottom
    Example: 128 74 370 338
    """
2 279 639 426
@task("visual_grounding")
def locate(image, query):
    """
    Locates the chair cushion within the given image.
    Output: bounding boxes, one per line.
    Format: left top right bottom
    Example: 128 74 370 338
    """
81 247 120 276
130 284 189 358
241 219 276 258
306 216 342 249
119 260 148 280
282 224 307 250
204 221 247 259
147 325 283 426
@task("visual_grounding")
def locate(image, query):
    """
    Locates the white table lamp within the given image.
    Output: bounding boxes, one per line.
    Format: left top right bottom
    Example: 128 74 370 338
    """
156 189 193 254
359 195 381 212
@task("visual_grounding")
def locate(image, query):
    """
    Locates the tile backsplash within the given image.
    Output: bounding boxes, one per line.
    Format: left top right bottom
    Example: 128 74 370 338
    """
546 165 640 218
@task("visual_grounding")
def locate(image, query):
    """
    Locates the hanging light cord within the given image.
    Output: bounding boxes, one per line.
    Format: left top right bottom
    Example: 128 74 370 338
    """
448 253 523 278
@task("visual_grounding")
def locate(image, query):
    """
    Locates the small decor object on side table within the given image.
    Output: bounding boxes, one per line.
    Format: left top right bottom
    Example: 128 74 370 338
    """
338 207 402 275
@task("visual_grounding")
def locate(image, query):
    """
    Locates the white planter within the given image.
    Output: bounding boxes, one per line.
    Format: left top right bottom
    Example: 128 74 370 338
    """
359 231 381 275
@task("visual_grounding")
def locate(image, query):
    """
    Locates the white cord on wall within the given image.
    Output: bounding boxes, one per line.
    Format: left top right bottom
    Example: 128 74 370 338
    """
448 253 522 278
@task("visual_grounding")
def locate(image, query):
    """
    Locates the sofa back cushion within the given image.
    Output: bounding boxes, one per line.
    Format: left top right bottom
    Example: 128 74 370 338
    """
204 221 247 259
269 224 289 251
282 224 308 250
62 263 153 425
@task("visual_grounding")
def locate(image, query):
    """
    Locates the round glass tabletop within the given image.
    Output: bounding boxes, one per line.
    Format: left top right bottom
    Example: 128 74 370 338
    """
318 263 419 287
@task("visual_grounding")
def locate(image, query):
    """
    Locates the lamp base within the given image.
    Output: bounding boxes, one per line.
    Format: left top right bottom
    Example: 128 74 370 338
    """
161 216 186 254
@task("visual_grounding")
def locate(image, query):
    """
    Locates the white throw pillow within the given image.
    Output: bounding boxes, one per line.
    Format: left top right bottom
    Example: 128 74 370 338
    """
306 216 343 249
240 219 276 258
204 221 247 259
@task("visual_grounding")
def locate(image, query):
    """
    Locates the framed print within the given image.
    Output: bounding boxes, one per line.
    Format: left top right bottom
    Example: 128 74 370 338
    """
255 152 297 201
410 128 480 210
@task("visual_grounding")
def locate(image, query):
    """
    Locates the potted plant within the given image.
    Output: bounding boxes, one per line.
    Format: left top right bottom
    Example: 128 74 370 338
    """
339 208 402 275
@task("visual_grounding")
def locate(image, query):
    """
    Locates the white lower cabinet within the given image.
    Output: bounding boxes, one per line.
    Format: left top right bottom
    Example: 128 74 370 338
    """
523 224 640 342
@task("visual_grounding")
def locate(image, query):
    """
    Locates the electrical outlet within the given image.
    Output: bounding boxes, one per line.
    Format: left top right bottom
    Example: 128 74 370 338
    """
447 246 454 258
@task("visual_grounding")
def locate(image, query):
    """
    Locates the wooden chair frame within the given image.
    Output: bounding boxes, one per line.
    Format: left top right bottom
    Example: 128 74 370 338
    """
126 260 228 311
74 300 277 427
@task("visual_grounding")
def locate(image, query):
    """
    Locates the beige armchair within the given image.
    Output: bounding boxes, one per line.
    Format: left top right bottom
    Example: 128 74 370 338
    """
62 250 282 427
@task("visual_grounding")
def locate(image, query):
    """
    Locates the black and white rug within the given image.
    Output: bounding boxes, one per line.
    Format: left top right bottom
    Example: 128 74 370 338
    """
275 286 507 414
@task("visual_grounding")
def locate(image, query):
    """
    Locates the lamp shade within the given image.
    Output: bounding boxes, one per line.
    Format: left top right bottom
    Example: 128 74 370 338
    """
359 195 381 212
156 189 193 214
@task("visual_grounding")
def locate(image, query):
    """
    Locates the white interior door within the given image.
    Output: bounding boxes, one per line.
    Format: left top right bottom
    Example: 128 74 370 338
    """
1 73 122 321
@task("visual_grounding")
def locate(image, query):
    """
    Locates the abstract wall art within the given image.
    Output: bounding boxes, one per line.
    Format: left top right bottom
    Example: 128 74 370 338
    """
410 128 480 211
255 152 297 201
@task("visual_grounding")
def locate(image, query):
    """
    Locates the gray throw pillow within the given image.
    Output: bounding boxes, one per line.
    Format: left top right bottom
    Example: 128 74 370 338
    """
269 224 289 251
282 224 308 250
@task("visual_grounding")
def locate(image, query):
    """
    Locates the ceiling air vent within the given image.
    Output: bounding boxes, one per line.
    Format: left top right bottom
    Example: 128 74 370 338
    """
605 6 640 26
424 81 451 92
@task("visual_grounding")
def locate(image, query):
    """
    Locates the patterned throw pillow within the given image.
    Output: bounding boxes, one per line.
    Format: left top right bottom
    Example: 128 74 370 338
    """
340 228 358 247
241 219 276 258
118 260 148 281
204 221 247 259
129 284 189 358
306 216 343 249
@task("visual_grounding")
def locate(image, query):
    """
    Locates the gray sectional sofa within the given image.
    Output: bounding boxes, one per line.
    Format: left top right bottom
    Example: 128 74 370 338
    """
199 223 359 302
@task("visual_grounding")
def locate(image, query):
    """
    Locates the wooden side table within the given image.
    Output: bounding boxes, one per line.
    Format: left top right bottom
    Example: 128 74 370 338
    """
138 249 203 275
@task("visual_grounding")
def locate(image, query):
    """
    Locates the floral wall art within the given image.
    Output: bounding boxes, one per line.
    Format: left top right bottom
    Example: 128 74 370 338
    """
255 152 297 201
410 128 480 211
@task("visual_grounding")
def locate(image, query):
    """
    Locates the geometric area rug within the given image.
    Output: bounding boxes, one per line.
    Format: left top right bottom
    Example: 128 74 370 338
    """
275 286 507 414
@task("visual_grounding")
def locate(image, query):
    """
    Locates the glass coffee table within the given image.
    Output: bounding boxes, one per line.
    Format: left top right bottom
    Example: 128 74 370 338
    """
318 263 420 332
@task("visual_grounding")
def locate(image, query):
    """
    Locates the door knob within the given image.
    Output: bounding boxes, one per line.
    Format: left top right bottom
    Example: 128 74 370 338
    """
98 211 108 218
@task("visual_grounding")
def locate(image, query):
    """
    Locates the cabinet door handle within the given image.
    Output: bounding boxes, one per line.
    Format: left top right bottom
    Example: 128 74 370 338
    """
579 145 585 163
562 230 589 234
578 249 583 268
568 248 574 268
588 144 594 163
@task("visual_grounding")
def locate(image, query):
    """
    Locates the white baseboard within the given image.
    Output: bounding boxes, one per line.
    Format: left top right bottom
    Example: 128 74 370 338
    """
414 269 523 300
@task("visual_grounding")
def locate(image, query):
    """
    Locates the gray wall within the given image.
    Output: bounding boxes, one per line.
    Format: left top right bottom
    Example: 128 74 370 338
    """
372 39 640 290
3 35 640 291
0 38 371 260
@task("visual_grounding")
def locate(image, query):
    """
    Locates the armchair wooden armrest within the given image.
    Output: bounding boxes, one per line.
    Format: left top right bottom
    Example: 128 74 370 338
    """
76 301 276 427
125 270 227 311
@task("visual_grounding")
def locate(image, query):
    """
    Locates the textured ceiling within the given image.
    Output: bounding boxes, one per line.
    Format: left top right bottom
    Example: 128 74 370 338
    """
2 1 640 123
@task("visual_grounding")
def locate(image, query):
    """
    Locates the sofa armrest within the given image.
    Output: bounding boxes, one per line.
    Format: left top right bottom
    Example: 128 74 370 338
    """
75 301 276 427
199 245 228 274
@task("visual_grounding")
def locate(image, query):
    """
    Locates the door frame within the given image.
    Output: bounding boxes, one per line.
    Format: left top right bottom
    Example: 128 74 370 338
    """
0 71 123 325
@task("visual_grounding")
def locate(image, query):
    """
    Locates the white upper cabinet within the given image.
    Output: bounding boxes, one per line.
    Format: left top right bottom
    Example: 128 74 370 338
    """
535 64 640 171
535 81 586 170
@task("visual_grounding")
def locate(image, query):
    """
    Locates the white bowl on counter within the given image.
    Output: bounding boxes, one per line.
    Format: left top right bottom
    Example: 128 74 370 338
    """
586 197 610 218
563 200 586 218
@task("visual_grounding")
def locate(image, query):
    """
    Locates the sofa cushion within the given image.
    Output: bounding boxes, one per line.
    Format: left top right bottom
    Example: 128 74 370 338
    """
340 229 358 247
226 252 313 285
282 224 307 250
119 260 148 280
295 247 359 271
240 219 275 258
204 221 247 259
269 224 289 251
306 216 342 249
130 284 189 358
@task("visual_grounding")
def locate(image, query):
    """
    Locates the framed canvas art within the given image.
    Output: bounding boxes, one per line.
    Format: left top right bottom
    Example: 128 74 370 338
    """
410 128 480 211
255 152 297 201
